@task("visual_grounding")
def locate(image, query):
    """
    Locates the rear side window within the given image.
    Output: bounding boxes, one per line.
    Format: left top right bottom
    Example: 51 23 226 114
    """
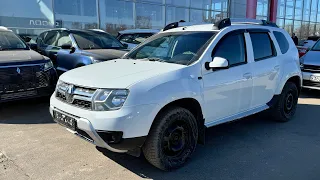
250 33 276 61
273 31 289 54
212 33 246 66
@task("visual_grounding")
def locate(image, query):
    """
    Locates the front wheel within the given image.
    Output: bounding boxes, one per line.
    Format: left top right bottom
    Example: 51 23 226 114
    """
270 82 299 122
142 107 198 171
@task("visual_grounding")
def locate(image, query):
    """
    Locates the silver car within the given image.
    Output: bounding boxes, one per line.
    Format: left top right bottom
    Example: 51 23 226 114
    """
300 39 320 89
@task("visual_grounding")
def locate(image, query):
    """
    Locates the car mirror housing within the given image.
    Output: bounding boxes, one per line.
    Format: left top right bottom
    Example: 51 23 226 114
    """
205 57 229 70
61 43 72 50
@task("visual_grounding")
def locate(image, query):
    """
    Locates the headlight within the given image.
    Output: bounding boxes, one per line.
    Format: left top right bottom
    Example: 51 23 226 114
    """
92 89 129 111
44 60 54 70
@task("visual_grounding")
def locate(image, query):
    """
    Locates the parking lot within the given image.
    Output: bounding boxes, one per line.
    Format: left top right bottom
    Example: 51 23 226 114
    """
0 90 319 180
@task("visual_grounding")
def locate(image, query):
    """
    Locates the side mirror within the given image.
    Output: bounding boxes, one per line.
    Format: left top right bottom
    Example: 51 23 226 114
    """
205 57 229 70
61 43 72 50
28 43 38 51
24 37 32 43
122 43 128 48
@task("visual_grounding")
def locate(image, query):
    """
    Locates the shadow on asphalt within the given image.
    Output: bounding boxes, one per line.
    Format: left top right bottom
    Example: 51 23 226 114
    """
299 89 320 99
97 103 320 180
0 96 54 124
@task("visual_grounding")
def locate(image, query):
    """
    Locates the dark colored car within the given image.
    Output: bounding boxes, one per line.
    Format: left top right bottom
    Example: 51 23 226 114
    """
0 27 57 103
36 29 129 73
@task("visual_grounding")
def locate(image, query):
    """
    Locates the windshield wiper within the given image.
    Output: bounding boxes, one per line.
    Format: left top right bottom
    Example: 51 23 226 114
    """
140 57 164 62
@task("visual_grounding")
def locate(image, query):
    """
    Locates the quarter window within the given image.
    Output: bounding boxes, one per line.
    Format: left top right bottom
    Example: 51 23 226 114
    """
250 33 276 61
273 31 289 54
212 33 246 66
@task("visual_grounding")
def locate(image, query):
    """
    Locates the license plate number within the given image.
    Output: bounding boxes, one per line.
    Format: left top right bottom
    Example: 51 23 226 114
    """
53 111 76 131
310 75 320 82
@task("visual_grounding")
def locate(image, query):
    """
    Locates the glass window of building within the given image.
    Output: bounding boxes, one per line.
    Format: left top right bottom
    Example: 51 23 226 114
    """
309 23 316 35
136 0 164 4
277 19 285 28
99 0 134 35
293 20 302 38
295 0 303 20
166 7 189 23
277 0 286 18
190 9 211 23
135 3 164 29
166 0 189 7
190 0 211 9
285 0 294 19
310 0 318 22
54 0 98 29
301 22 310 39
256 0 269 18
303 0 312 21
284 20 293 35
0 0 54 35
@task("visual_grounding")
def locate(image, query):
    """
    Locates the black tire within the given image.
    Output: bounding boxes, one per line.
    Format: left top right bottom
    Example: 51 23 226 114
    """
270 82 299 122
142 106 198 171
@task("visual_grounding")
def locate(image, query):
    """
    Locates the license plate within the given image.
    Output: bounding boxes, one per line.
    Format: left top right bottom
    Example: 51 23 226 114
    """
310 75 320 82
53 111 76 131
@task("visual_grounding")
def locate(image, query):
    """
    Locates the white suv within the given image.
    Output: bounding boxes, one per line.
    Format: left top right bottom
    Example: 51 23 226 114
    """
50 18 302 171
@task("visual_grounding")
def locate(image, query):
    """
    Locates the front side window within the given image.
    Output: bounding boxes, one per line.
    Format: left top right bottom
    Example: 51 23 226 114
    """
72 31 125 50
44 31 59 46
0 31 27 50
126 31 216 65
250 33 275 61
311 40 320 51
212 33 246 66
56 32 72 47
273 31 289 54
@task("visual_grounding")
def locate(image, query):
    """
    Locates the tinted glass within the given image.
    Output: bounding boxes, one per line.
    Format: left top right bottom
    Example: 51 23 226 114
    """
73 31 124 50
0 31 27 50
213 34 246 66
126 32 215 65
119 33 154 44
44 31 58 45
250 33 275 60
311 40 320 51
273 31 289 54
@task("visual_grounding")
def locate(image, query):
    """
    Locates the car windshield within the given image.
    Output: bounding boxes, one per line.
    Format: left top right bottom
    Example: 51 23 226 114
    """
311 40 320 51
0 31 28 50
125 31 216 65
73 31 125 50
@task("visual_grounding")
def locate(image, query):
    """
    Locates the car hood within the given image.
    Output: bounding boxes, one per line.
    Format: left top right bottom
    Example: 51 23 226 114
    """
59 59 185 89
0 50 45 64
81 49 128 61
303 51 320 65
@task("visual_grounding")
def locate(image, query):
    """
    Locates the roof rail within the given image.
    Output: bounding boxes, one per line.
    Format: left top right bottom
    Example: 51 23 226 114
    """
162 20 211 31
215 18 278 29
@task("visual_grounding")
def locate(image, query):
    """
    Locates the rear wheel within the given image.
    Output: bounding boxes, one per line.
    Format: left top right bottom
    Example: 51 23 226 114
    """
270 82 299 122
142 107 198 171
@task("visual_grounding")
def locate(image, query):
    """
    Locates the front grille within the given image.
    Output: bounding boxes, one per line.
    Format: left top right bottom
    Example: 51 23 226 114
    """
0 65 49 93
76 129 94 143
56 84 95 110
303 65 320 73
303 80 320 87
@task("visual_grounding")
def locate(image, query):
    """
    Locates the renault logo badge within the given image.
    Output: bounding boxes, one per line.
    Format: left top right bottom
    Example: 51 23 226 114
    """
16 67 21 74
65 84 75 103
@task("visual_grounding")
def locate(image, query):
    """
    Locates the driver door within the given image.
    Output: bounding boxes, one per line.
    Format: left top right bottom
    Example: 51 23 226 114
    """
202 30 253 124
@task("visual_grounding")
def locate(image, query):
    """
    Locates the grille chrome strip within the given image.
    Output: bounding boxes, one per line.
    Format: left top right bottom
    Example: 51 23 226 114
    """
56 83 96 110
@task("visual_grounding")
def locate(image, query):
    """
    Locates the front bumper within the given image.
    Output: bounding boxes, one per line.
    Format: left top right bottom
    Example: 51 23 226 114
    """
0 68 58 103
302 71 320 90
50 94 159 152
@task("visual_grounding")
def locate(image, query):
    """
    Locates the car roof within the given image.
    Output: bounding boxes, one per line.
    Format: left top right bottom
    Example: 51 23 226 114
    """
119 29 160 34
0 26 12 32
42 28 113 35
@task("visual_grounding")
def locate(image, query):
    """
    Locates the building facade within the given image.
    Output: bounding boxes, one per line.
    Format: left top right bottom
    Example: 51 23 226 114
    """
0 0 319 40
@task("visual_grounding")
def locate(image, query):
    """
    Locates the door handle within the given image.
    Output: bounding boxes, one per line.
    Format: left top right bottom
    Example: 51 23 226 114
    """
274 65 280 71
243 73 252 79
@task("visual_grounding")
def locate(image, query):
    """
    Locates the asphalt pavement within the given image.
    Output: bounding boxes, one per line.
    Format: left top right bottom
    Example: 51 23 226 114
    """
1 90 320 180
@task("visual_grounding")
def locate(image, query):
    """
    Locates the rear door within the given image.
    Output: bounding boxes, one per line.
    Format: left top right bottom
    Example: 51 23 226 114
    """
248 29 280 108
